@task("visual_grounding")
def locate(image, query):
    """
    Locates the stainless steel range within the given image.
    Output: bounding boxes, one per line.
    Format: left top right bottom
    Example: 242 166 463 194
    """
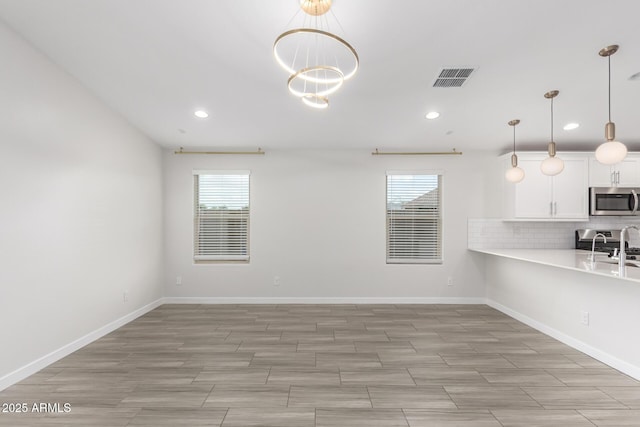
575 229 640 258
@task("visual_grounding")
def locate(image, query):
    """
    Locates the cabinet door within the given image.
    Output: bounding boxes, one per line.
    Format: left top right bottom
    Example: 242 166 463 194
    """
588 158 613 187
514 158 553 218
553 158 589 219
589 157 640 187
615 158 639 187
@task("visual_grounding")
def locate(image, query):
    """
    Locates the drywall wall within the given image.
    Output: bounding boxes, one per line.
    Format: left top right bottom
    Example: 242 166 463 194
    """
485 255 640 379
0 20 163 384
163 148 493 301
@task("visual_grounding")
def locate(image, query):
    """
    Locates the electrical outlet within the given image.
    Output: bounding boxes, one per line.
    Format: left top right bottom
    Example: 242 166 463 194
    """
447 276 453 286
580 311 589 326
123 291 129 303
176 276 182 286
273 276 281 287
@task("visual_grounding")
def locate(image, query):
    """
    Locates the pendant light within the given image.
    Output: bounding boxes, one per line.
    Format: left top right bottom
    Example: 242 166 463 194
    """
595 45 627 164
540 90 564 176
273 0 359 109
505 119 525 183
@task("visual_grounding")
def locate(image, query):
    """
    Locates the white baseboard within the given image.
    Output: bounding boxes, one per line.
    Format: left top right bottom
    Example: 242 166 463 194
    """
0 298 163 392
487 299 640 381
161 296 488 305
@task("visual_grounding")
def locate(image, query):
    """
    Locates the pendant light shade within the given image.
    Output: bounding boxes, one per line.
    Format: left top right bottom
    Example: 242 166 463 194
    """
595 45 627 165
541 155 564 176
595 139 627 164
505 160 525 183
540 90 564 176
505 119 524 183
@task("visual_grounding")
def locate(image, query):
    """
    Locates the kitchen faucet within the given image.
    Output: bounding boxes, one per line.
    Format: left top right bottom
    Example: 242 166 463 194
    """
619 225 639 276
590 233 607 263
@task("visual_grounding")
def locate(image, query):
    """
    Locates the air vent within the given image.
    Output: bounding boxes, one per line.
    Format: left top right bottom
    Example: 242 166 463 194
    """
433 67 475 88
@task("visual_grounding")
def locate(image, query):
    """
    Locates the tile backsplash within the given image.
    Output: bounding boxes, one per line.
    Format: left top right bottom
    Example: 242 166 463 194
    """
468 218 640 249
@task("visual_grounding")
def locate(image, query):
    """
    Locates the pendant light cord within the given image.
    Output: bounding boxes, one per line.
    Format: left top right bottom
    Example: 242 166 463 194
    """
550 97 554 142
608 55 612 122
513 125 516 154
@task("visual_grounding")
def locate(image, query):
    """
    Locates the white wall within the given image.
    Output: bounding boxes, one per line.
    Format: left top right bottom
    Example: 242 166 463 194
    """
485 255 640 379
163 148 493 301
0 21 163 384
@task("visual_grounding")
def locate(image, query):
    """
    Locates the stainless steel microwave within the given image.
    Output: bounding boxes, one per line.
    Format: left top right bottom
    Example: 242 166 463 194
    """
590 187 640 216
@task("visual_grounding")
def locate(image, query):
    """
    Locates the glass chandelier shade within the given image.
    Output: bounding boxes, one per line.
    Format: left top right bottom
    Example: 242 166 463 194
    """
595 45 627 165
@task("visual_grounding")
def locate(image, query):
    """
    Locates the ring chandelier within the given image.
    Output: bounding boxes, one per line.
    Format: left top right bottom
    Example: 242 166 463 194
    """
273 0 359 109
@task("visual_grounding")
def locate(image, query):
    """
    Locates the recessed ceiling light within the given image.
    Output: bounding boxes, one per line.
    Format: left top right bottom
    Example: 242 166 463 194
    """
563 123 580 131
194 110 209 118
425 111 440 120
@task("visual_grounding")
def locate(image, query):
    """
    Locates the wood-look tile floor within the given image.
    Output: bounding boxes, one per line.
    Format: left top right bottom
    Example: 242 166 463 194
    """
1 304 640 426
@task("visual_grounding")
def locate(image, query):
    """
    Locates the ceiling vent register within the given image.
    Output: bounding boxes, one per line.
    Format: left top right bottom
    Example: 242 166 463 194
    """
433 68 475 87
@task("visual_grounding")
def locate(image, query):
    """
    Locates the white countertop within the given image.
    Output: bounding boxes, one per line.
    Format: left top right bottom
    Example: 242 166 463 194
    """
469 248 640 283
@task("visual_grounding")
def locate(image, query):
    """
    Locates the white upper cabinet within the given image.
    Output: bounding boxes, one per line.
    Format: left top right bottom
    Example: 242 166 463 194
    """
552 158 589 219
502 153 589 220
511 157 552 218
589 155 640 187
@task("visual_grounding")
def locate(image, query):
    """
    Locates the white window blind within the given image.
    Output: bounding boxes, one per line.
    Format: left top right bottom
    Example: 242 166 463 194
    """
386 173 442 264
193 171 250 262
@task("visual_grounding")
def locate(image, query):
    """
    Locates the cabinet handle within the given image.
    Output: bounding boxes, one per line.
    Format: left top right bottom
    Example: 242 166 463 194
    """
554 202 557 216
612 171 615 185
617 171 621 184
550 202 553 216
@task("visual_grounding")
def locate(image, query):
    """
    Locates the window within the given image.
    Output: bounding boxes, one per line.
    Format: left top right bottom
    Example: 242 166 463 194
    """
386 173 442 264
193 171 250 262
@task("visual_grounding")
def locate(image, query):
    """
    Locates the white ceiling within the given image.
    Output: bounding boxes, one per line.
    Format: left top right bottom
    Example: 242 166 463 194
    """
1 0 639 153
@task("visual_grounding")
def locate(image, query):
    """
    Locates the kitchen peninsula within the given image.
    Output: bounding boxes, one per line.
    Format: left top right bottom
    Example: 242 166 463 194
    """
469 220 640 382
472 247 640 282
